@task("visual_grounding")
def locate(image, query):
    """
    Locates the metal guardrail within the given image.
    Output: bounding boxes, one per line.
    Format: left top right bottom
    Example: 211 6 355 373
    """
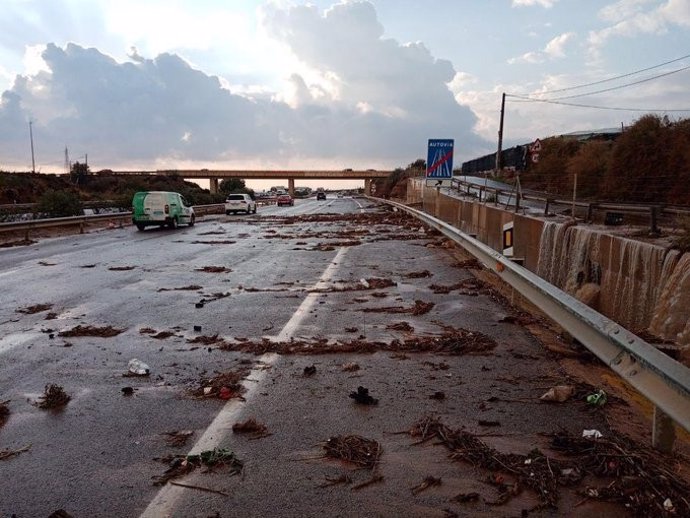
0 204 229 236
377 197 690 451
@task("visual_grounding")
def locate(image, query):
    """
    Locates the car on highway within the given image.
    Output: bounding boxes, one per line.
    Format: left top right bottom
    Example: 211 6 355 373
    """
277 193 294 206
225 193 257 214
316 191 326 200
131 191 195 231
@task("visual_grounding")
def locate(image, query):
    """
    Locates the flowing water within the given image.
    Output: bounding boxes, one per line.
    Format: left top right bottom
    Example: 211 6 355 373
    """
537 221 687 345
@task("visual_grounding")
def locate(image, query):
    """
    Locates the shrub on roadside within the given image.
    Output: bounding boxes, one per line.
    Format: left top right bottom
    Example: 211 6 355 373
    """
35 190 82 218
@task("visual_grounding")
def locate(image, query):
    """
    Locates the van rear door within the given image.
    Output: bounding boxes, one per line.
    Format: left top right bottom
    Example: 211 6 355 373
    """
144 192 166 221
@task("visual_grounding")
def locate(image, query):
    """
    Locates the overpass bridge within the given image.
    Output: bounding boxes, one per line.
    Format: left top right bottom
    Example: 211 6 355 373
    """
110 169 392 196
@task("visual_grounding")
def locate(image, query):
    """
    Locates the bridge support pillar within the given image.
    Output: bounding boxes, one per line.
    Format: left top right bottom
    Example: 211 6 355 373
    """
288 178 295 197
364 179 372 196
209 178 219 194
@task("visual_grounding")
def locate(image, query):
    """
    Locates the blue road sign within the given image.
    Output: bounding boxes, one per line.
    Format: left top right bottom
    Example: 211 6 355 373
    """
426 139 454 179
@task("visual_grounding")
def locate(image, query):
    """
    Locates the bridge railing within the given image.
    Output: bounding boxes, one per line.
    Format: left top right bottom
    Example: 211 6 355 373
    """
450 177 690 233
374 196 690 452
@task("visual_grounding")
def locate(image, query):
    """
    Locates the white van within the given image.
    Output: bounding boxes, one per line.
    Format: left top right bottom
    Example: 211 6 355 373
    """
132 191 195 231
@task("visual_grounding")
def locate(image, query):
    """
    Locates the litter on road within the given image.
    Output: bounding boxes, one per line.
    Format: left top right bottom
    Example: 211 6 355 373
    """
35 384 70 409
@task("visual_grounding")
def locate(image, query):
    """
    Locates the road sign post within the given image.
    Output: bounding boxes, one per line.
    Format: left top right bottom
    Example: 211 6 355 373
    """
426 139 454 187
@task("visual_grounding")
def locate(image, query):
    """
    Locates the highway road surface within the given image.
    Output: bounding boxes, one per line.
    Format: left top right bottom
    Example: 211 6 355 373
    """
0 196 683 517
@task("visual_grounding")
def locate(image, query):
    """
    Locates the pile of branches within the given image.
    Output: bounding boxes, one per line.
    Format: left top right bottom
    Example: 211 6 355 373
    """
323 435 382 470
35 384 71 409
408 416 690 516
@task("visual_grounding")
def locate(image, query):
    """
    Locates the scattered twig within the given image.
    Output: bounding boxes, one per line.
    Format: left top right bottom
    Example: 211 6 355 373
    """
169 481 229 497
0 444 31 460
351 474 384 491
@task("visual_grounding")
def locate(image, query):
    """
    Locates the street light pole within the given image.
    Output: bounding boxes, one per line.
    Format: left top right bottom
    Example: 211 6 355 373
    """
29 120 36 173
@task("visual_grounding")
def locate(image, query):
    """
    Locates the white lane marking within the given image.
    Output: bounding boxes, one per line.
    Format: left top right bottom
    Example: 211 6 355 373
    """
272 246 348 341
0 331 43 355
139 247 349 518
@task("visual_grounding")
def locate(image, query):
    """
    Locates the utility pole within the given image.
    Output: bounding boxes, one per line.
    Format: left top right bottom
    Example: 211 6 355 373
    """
64 146 70 175
495 92 505 175
29 120 36 173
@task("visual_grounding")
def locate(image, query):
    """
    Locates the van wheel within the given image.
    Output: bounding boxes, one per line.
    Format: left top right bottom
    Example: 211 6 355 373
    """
169 218 178 229
136 224 146 231
189 215 195 227
245 208 250 214
253 206 257 214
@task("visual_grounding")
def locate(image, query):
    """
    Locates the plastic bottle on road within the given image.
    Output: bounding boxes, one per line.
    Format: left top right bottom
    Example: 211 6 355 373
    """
128 358 150 376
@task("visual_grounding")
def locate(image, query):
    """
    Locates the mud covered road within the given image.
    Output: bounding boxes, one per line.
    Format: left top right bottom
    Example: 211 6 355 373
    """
1 196 688 518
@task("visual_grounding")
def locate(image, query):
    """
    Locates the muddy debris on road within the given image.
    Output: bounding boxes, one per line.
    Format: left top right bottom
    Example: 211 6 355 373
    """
0 400 9 427
16 303 53 314
153 448 243 486
310 277 396 293
192 368 249 400
359 300 434 316
158 285 203 292
187 334 223 345
35 384 71 409
386 321 414 332
405 270 433 279
58 325 124 338
108 265 136 271
232 418 269 438
195 266 232 273
218 327 496 356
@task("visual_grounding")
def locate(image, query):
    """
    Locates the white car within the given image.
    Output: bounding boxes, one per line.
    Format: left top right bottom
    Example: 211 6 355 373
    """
225 193 257 214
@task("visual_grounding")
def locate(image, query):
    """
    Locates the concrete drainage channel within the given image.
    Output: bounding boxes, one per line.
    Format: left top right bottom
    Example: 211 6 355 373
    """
371 197 690 452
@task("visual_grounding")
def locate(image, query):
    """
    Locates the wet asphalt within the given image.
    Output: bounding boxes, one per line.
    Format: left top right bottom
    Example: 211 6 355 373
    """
0 197 616 518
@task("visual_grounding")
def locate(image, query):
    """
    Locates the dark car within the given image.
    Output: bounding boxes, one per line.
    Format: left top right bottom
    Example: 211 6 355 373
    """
316 192 326 200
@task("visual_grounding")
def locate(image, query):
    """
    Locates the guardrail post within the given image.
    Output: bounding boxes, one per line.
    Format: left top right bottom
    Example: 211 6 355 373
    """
79 221 84 234
650 206 660 236
587 203 594 223
652 406 676 452
544 199 551 216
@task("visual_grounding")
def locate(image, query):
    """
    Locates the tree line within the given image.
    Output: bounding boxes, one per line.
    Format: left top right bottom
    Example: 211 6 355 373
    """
523 114 690 205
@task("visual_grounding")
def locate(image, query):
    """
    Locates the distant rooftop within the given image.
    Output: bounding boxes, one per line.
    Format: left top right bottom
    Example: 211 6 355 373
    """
558 127 623 140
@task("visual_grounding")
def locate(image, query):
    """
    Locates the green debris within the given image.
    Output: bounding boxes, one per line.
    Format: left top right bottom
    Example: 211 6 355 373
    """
586 389 607 406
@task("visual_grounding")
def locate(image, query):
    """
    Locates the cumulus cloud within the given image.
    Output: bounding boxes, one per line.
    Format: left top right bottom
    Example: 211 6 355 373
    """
508 32 575 63
0 1 486 170
512 0 558 7
588 0 690 58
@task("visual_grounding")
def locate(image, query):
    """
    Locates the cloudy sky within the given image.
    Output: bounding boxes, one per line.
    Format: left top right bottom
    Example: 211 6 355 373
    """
1 0 689 179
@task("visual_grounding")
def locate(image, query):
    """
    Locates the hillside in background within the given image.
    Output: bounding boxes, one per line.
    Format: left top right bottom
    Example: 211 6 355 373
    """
0 172 220 207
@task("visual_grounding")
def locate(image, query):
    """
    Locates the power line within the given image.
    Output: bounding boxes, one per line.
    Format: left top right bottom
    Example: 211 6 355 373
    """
536 52 690 95
543 64 690 101
506 93 690 112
